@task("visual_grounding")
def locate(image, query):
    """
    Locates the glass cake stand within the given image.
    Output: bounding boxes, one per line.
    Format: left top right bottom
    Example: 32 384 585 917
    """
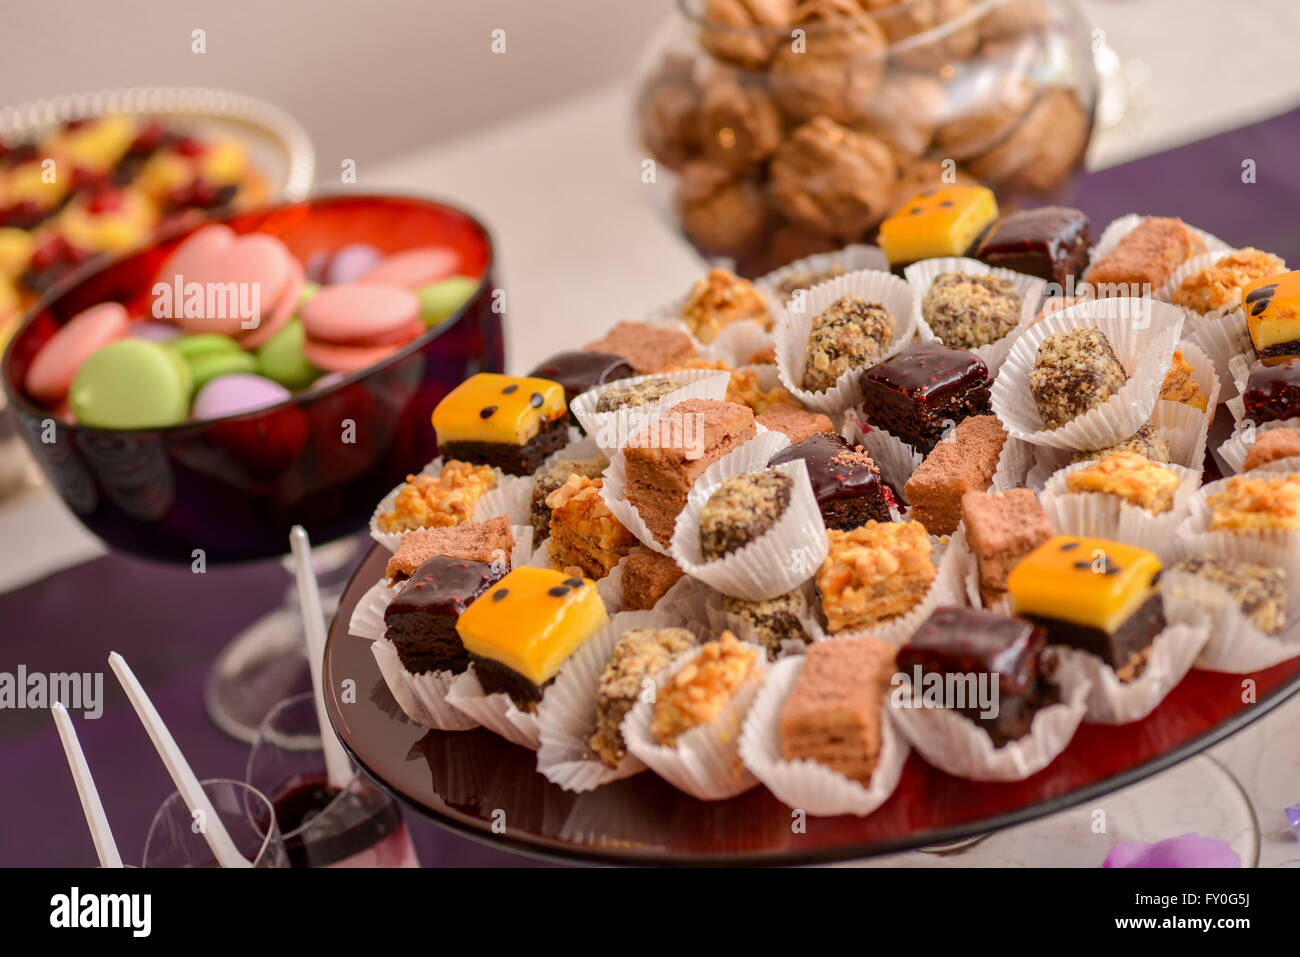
323 542 1289 866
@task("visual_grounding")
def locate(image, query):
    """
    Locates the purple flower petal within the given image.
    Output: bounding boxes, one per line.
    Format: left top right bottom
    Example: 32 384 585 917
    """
1104 833 1241 868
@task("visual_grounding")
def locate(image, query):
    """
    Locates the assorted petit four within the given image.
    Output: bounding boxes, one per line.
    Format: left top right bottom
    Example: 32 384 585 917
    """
1168 558 1286 635
973 206 1092 286
1169 248 1285 314
594 378 681 413
385 516 513 583
457 566 609 711
591 627 698 767
384 557 505 675
668 358 796 414
768 431 890 530
1008 536 1164 680
1070 424 1171 465
1064 450 1182 514
920 272 1021 349
858 341 992 452
1243 427 1300 471
623 398 757 546
1030 327 1128 429
377 461 496 533
431 372 569 476
961 489 1055 607
1242 271 1300 363
584 320 699 374
1158 349 1207 410
801 294 896 392
1084 217 1206 294
773 263 846 300
652 632 759 746
721 590 810 661
780 637 894 781
530 453 608 542
680 268 773 343
699 470 793 560
1207 473 1300 533
898 606 1060 746
620 547 686 611
904 414 1006 536
1243 357 1300 424
817 520 936 634
545 475 636 579
754 404 834 443
877 185 998 270
529 351 636 423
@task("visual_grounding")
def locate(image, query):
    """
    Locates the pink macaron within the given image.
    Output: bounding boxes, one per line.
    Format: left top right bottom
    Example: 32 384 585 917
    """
154 232 294 336
25 301 130 403
239 256 305 350
300 282 422 346
359 246 459 289
300 337 403 374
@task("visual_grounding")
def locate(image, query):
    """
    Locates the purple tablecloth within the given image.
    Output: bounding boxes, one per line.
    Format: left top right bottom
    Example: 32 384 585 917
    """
3 104 1299 867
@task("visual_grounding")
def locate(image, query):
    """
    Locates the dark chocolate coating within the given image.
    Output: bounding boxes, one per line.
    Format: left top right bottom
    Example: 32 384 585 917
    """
529 351 636 410
767 431 891 529
1026 593 1165 672
1243 357 1300 424
858 342 992 453
384 556 505 674
440 415 570 476
974 206 1092 287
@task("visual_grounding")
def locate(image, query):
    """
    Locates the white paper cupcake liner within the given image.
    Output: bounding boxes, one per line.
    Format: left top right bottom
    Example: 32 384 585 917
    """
820 533 965 647
990 434 1041 491
737 655 908 816
703 579 828 658
348 524 535 641
991 297 1184 451
701 319 776 368
570 369 731 455
1050 602 1210 725
1185 458 1300 549
1163 532 1300 673
1216 416 1300 474
445 667 541 750
773 269 917 415
370 640 481 731
470 472 536 527
755 244 889 308
526 539 628 613
903 257 1046 374
669 431 832 601
368 456 445 552
887 659 1092 782
841 411 922 505
1038 459 1202 561
535 609 707 793
622 639 769 800
1087 213 1231 275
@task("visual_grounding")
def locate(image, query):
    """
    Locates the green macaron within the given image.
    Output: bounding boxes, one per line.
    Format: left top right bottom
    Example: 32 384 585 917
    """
69 339 193 429
189 349 258 391
170 333 243 361
416 276 478 327
256 318 322 390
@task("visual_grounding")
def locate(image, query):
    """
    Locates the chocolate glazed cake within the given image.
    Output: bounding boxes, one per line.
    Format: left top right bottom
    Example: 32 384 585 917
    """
383 556 505 674
858 342 992 453
768 431 890 530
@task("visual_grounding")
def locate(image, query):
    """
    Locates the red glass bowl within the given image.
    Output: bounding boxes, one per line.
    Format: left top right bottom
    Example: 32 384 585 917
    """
1 195 503 562
324 542 1300 866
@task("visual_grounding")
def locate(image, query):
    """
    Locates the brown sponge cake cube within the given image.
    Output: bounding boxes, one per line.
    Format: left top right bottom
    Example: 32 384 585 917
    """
620 547 686 610
960 488 1054 606
779 637 895 784
624 398 757 545
1084 216 1206 294
904 415 1007 536
584 321 700 374
385 516 514 582
1244 427 1300 471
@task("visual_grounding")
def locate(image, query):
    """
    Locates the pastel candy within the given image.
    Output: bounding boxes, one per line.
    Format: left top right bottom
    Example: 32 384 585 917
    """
156 232 293 336
25 302 130 403
171 332 242 360
191 373 292 420
128 320 181 342
325 243 384 286
417 276 478 326
239 256 304 349
360 246 459 289
189 349 257 390
68 338 192 429
301 337 402 374
300 282 422 345
256 318 322 390
154 224 236 290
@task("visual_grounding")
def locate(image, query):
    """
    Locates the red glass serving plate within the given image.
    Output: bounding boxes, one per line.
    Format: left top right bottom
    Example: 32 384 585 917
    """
2 195 502 562
324 543 1300 865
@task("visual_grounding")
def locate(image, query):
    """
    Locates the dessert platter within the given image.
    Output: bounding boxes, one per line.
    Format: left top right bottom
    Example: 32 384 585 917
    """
317 184 1300 864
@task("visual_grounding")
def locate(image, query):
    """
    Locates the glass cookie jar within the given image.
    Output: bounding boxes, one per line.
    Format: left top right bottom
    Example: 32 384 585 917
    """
634 0 1098 276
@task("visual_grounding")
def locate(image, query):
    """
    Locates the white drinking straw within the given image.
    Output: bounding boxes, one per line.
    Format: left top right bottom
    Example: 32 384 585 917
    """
107 652 251 868
289 525 353 791
51 702 123 868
